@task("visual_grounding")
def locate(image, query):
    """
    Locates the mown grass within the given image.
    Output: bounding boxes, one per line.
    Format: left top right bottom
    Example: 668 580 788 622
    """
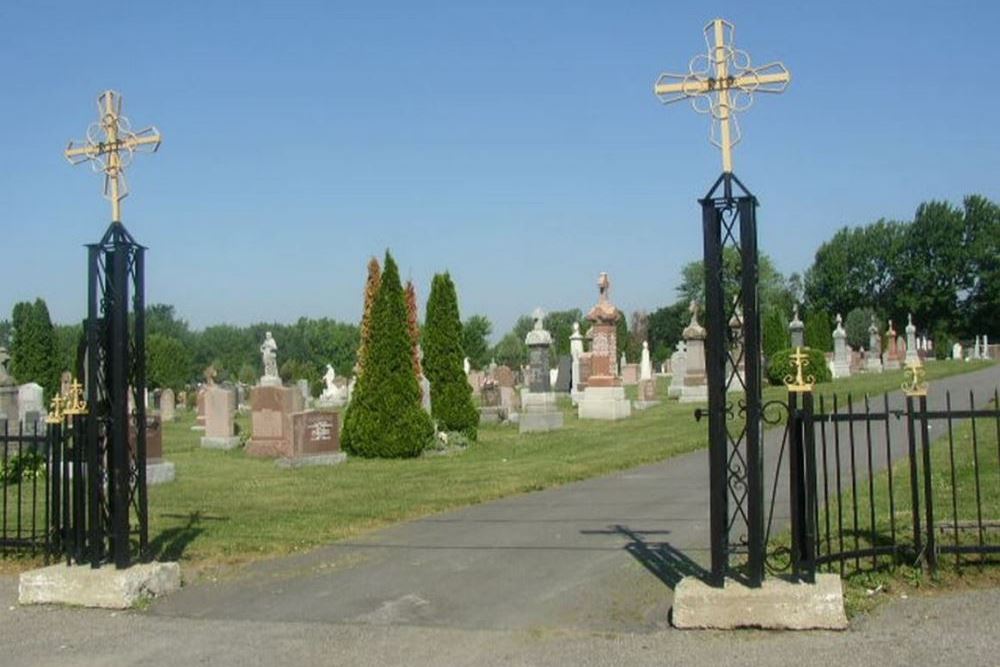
1 360 993 578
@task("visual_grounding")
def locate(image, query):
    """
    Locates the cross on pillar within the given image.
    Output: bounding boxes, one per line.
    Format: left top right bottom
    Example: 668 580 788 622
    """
65 90 162 223
653 18 790 173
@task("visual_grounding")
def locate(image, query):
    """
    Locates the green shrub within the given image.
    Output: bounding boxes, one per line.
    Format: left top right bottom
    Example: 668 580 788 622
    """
766 347 832 387
341 252 434 458
423 273 479 441
1 451 45 486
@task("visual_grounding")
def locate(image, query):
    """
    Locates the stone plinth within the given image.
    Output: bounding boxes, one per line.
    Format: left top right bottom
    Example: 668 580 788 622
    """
518 389 563 433
247 385 304 458
201 386 240 450
0 385 18 423
19 561 181 609
192 388 206 431
478 406 506 424
578 386 631 420
129 415 174 485
671 574 847 630
667 344 686 399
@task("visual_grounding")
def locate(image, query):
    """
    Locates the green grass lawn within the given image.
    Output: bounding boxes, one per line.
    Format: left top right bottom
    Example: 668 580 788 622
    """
142 360 993 573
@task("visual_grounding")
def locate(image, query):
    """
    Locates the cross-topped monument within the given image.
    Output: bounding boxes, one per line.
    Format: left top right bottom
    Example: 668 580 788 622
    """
654 18 790 173
65 90 162 222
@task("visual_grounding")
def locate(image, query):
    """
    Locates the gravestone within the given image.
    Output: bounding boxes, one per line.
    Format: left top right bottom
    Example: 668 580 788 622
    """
679 302 708 403
952 342 963 360
831 314 851 379
176 390 187 410
577 273 631 420
493 365 516 388
0 347 16 423
467 369 485 393
525 308 552 392
130 415 175 484
519 309 563 433
788 304 804 349
668 341 687 399
200 386 240 449
865 315 883 373
569 322 584 405
904 314 919 365
554 355 572 393
60 371 73 399
420 375 431 414
479 380 505 424
159 388 176 422
621 363 640 386
192 386 207 431
883 320 901 370
247 385 306 458
275 410 345 468
17 383 44 425
640 341 653 381
297 379 311 403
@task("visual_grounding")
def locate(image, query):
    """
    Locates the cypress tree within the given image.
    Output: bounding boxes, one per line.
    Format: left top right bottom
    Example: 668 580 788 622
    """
9 299 58 399
804 310 833 352
341 252 433 458
423 273 478 440
356 257 381 377
762 308 788 360
405 281 422 380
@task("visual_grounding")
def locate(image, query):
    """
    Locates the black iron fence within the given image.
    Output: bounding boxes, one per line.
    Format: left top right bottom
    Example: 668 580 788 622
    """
780 388 1000 581
1 420 50 556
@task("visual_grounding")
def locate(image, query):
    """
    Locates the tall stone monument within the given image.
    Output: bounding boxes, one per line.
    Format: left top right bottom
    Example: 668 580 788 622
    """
904 314 919 365
788 304 804 349
0 347 17 425
667 341 687 399
679 301 708 403
577 273 631 420
569 322 585 404
200 385 240 449
865 315 883 373
248 332 305 457
831 314 851 379
883 320 901 370
519 309 563 433
636 341 658 405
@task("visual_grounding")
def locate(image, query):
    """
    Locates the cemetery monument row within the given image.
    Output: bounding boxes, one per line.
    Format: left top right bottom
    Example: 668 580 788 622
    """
576 272 631 420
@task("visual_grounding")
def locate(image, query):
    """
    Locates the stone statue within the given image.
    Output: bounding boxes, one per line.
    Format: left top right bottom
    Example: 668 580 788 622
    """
0 347 12 387
203 364 218 386
322 364 337 396
260 331 280 386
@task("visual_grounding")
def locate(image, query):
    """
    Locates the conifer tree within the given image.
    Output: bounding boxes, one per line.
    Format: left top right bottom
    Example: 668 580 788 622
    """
356 257 381 377
9 299 58 400
405 280 422 380
341 252 433 458
423 273 478 440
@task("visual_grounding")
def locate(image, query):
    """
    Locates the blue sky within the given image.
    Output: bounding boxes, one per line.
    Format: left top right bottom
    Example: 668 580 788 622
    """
0 1 996 339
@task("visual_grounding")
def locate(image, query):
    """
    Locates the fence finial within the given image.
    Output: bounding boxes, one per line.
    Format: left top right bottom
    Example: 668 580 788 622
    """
784 346 814 393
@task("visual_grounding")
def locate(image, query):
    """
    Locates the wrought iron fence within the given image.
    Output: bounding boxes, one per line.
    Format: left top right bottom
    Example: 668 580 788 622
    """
780 387 1000 581
0 420 50 556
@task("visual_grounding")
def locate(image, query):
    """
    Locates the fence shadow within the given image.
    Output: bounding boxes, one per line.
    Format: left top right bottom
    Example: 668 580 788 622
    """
146 511 225 562
581 524 709 589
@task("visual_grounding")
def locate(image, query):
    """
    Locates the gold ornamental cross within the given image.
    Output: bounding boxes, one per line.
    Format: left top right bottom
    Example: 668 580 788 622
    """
65 90 161 223
654 18 790 174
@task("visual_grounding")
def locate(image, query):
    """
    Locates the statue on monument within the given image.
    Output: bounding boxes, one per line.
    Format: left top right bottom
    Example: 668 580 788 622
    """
260 332 280 386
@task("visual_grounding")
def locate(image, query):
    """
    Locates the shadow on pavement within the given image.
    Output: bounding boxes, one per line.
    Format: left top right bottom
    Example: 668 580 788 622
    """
581 524 709 589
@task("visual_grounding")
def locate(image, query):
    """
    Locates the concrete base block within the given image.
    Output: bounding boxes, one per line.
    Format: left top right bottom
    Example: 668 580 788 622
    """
200 435 241 450
275 452 347 469
147 460 176 485
672 574 848 630
577 386 631 420
190 425 205 432
632 400 661 411
518 411 564 434
19 562 181 609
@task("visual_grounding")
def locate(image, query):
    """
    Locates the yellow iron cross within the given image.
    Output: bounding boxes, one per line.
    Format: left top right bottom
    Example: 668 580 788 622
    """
65 90 162 223
654 18 790 174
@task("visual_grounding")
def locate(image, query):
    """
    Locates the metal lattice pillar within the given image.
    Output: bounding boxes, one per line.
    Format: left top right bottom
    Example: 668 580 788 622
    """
700 173 764 587
83 222 148 569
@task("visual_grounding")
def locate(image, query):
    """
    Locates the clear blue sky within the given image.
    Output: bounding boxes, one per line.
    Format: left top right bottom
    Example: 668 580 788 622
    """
1 1 996 339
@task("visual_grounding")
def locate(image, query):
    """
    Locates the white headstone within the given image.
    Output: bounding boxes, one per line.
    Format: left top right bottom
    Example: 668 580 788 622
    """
831 314 851 379
17 383 44 425
463 357 471 376
952 342 963 360
904 314 919 364
640 341 653 381
160 388 176 422
668 341 687 399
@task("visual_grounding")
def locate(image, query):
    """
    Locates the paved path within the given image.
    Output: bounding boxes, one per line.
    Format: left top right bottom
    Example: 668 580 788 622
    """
151 364 1000 632
1 366 998 665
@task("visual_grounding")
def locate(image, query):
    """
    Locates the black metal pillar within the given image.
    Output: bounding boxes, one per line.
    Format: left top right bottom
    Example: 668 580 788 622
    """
700 172 764 586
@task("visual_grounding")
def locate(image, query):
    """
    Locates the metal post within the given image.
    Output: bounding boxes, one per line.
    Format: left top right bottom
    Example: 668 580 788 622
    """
134 247 149 558
918 395 936 568
85 244 102 567
787 389 804 577
110 241 131 569
905 396 923 559
801 391 818 583
702 187 727 586
738 194 763 586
